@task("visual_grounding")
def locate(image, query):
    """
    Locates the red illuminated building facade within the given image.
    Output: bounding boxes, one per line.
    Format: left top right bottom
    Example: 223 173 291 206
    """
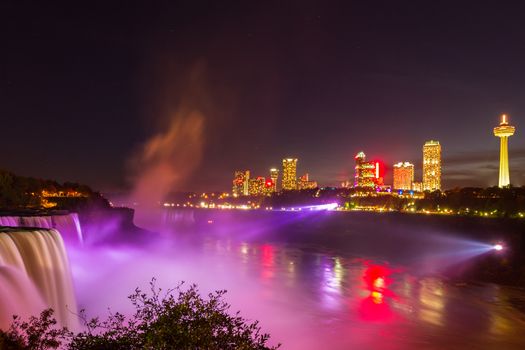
354 152 382 188
232 170 250 196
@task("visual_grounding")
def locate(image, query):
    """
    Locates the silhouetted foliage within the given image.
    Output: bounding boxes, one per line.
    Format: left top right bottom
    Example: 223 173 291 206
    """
0 281 279 350
0 309 70 350
0 169 101 210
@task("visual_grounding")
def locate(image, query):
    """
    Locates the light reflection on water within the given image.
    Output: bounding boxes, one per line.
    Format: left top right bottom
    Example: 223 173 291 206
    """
192 237 525 349
71 210 525 350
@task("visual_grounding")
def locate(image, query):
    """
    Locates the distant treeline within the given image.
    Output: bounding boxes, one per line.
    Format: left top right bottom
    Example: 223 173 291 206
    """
410 187 525 216
0 169 106 210
259 186 525 218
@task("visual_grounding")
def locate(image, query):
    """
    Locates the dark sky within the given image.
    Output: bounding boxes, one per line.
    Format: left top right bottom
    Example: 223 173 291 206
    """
2 0 525 192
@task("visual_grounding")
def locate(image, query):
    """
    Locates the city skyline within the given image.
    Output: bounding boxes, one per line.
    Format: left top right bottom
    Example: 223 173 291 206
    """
3 2 525 193
231 139 443 193
228 120 520 193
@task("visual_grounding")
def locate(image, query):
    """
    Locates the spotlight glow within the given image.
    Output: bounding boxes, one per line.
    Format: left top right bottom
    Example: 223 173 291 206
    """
493 244 503 251
309 203 338 211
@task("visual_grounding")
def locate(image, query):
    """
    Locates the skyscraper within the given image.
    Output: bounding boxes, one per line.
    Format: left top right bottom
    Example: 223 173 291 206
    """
354 152 376 188
232 170 250 196
422 140 441 191
248 176 266 196
493 114 516 187
282 158 298 190
393 162 414 190
269 168 279 192
297 173 318 190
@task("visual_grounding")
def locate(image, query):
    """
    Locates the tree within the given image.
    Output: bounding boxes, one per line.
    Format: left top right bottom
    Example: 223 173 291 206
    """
0 309 70 350
0 281 279 350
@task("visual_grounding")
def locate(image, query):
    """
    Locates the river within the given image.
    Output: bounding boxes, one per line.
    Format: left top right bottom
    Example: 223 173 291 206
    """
69 209 525 349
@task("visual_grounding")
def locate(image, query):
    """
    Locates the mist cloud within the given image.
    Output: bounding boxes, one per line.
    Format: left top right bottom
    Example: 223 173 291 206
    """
127 60 211 228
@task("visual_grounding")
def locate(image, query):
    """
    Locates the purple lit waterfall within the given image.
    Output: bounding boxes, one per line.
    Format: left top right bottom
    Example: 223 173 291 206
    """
0 228 78 329
0 213 84 244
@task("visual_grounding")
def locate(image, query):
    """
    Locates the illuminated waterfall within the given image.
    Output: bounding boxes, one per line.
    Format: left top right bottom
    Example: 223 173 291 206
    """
0 228 78 329
0 266 46 329
0 216 19 227
0 213 84 244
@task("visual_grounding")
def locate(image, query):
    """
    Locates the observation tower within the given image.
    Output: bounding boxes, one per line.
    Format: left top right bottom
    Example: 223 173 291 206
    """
493 114 515 187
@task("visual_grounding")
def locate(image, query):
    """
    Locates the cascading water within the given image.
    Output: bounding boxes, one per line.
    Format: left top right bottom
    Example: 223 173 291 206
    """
49 214 84 245
0 266 46 328
20 216 54 229
0 213 84 244
0 228 78 329
162 209 195 226
0 216 19 227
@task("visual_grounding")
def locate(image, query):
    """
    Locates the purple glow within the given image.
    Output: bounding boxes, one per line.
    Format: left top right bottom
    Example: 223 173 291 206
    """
2 210 524 349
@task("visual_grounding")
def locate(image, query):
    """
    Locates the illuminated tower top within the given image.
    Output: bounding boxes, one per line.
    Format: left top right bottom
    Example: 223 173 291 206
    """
493 114 515 137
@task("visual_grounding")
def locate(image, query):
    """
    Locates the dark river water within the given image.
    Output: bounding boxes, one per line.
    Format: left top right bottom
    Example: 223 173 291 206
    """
71 210 525 349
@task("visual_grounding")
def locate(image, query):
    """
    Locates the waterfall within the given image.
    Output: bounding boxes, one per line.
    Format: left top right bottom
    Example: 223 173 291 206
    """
0 216 19 227
0 228 78 329
0 213 84 244
20 216 53 229
163 208 195 225
0 266 46 329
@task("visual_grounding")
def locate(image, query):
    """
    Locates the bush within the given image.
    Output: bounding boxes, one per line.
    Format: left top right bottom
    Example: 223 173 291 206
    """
0 309 70 350
0 280 279 350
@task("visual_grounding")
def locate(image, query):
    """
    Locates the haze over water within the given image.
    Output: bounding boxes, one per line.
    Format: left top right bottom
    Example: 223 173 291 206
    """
68 210 525 350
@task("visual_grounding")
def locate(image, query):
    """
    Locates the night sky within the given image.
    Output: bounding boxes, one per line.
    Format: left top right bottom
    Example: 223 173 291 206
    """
3 1 525 193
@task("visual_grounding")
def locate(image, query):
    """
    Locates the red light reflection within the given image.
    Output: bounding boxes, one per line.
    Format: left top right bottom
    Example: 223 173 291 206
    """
359 264 396 322
261 244 274 280
363 265 392 292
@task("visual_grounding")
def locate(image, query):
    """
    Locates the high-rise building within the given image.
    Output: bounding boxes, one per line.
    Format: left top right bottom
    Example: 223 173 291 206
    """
354 152 376 188
422 140 441 191
393 162 414 190
493 114 516 187
269 168 279 192
232 170 250 196
297 173 318 190
282 158 298 190
340 180 352 188
412 182 423 192
263 178 275 196
248 176 266 196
